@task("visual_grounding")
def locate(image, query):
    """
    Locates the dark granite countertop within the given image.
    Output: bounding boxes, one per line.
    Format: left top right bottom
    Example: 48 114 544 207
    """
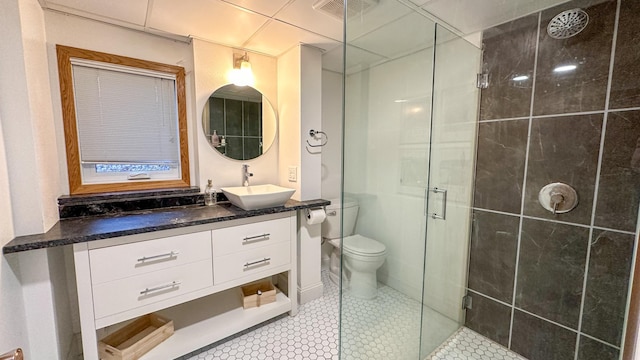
3 199 330 254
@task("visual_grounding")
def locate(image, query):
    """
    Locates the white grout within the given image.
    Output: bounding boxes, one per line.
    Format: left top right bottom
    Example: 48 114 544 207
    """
531 109 605 119
522 215 591 229
467 288 512 308
473 207 638 236
469 287 623 352
508 11 541 350
580 331 622 351
608 106 640 113
572 1 622 358
479 107 640 123
478 116 530 123
471 207 520 218
592 226 637 236
514 307 622 350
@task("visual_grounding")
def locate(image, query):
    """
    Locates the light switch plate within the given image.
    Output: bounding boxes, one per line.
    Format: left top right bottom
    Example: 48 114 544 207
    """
288 166 297 182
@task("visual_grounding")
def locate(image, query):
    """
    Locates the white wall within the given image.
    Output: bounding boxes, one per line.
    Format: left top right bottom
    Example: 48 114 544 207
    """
193 39 279 189
0 115 29 357
344 49 434 301
0 0 70 358
277 45 324 201
278 47 302 198
278 45 325 303
299 46 323 201
320 69 343 267
0 0 58 237
0 4 27 354
320 70 343 200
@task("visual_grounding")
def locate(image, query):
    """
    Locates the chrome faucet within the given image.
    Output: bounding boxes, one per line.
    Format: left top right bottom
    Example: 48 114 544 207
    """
242 164 253 186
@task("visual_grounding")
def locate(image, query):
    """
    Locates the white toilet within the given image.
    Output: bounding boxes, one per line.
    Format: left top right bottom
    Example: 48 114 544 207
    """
323 197 387 299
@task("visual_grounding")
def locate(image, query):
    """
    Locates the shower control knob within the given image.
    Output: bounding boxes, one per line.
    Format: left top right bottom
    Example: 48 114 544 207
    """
549 192 565 214
538 183 578 215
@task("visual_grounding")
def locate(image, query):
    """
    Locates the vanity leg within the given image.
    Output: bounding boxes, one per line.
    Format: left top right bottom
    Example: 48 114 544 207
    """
289 213 298 316
73 243 99 360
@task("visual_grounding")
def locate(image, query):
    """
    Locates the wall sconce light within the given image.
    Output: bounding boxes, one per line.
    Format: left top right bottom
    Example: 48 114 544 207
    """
229 52 255 87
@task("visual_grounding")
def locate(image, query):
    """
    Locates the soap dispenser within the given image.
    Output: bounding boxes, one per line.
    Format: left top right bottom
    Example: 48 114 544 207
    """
204 179 217 206
211 130 220 147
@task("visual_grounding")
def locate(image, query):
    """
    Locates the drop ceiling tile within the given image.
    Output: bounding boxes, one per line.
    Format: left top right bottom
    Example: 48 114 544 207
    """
245 20 340 57
350 12 435 59
274 0 343 41
45 0 149 25
148 0 269 46
221 0 292 17
345 0 411 41
322 45 386 74
421 0 570 34
407 0 433 5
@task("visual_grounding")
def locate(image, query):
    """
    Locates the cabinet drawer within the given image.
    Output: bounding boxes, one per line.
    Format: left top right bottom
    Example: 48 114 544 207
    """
89 231 212 284
214 242 290 285
92 259 213 319
212 217 290 256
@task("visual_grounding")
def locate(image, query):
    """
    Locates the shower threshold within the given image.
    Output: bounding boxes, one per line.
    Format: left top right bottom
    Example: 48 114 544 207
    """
426 327 527 360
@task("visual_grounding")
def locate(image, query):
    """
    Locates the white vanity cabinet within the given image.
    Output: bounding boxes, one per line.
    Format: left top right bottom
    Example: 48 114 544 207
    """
73 212 298 360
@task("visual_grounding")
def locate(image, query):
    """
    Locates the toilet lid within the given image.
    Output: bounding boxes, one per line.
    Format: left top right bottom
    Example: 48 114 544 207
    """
343 234 386 255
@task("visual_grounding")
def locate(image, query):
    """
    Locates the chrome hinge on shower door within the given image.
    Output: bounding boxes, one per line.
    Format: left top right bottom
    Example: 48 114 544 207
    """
476 73 489 89
462 295 473 310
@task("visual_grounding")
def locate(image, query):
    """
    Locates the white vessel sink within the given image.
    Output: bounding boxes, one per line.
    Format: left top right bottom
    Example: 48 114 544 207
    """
221 184 296 210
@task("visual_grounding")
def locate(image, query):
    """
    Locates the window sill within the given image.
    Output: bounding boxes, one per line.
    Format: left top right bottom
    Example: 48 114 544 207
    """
58 187 208 219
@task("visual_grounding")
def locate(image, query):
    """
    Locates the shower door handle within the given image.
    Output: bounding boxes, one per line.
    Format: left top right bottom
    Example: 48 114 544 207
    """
430 187 447 220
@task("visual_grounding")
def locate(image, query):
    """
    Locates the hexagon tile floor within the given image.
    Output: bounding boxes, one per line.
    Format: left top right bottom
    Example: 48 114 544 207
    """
184 270 526 360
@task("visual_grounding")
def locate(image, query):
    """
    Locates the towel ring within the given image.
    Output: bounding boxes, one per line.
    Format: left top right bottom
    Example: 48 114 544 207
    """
306 129 328 148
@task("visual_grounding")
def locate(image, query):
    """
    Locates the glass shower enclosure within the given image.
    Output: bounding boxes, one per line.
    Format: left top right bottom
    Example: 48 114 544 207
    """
340 2 481 359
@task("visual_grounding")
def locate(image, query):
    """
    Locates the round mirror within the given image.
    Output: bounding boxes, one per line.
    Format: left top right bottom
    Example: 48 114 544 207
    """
202 84 277 160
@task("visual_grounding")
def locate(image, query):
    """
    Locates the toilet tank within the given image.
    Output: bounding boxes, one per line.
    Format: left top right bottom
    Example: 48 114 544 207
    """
322 197 359 239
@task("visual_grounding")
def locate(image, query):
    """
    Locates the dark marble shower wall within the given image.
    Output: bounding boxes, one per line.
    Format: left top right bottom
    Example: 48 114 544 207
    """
467 0 640 359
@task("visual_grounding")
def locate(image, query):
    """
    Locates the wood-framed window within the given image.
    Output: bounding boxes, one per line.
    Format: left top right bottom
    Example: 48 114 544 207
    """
56 45 190 195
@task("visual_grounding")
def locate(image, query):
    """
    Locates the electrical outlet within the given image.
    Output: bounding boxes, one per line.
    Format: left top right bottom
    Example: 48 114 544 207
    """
288 166 297 182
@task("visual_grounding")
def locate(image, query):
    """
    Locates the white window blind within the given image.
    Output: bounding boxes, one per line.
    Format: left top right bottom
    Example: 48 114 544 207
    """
72 63 179 165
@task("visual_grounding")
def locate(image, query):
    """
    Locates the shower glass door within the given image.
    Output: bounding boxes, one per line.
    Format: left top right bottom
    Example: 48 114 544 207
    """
420 25 481 358
340 3 481 359
340 5 436 359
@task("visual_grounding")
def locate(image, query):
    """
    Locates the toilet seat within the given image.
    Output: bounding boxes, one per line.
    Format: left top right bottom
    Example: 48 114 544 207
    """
343 234 386 257
327 238 341 249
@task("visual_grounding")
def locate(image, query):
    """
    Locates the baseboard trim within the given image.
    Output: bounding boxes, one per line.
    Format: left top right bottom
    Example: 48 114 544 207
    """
298 282 323 304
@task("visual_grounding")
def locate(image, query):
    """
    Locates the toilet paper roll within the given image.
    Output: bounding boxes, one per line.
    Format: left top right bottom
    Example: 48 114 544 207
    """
306 208 326 225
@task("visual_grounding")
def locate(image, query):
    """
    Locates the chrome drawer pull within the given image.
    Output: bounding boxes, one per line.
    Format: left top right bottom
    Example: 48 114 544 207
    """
244 257 271 268
136 251 180 263
243 233 270 242
139 280 181 295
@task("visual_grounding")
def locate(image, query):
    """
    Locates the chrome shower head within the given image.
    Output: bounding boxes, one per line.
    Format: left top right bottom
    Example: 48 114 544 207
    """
547 8 589 39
